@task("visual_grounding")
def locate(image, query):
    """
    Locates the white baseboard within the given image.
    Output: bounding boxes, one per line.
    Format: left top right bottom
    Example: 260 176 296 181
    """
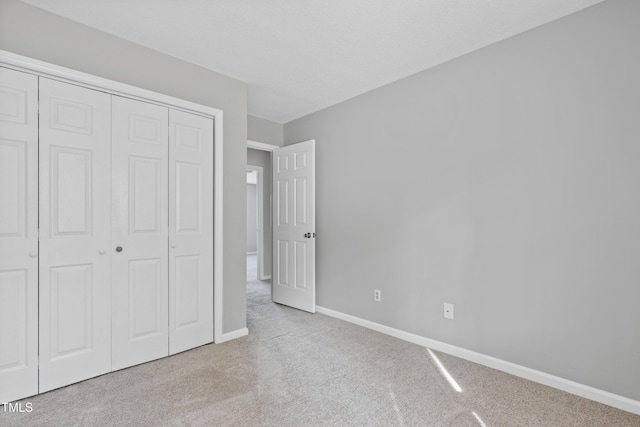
259 274 271 280
246 251 257 255
215 327 248 344
315 306 640 416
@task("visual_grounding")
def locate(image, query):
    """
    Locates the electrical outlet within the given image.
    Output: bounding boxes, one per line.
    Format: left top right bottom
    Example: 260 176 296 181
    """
444 303 454 319
374 289 381 302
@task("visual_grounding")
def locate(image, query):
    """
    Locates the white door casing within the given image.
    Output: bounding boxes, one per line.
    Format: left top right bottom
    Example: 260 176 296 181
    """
272 140 316 313
169 109 214 354
38 78 112 393
111 96 169 370
2 50 225 347
0 67 39 402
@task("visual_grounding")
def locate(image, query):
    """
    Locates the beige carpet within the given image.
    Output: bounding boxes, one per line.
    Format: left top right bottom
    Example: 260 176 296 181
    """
2 255 638 426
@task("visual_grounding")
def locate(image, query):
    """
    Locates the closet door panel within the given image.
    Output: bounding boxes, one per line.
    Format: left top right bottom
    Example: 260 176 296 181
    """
169 110 213 354
39 78 112 393
111 96 169 370
0 67 38 403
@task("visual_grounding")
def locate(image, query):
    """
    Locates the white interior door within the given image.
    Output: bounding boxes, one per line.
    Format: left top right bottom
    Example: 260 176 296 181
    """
168 109 214 354
0 67 38 402
272 140 316 313
38 78 112 392
111 96 169 370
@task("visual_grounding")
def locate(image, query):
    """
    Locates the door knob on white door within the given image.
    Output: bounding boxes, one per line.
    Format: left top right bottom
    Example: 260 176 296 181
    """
29 251 38 258
99 249 106 255
170 243 176 248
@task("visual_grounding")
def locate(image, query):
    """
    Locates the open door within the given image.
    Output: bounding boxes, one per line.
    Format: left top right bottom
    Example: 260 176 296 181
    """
272 140 315 312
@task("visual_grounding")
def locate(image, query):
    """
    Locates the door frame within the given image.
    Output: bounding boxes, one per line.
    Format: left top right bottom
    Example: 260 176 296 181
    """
0 50 226 344
248 140 279 152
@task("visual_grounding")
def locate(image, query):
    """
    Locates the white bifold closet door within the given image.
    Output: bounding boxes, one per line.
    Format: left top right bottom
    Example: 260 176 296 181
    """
1 71 214 400
0 67 39 403
111 96 169 370
168 110 214 354
38 78 112 393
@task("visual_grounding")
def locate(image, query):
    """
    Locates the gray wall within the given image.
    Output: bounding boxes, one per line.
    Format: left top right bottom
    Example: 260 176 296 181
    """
247 148 272 277
246 184 257 253
248 115 284 146
0 0 248 334
285 0 640 401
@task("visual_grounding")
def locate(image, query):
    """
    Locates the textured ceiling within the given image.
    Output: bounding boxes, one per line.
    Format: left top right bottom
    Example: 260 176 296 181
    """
21 0 605 123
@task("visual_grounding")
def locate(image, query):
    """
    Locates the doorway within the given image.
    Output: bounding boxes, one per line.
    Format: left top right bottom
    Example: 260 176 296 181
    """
246 139 316 313
247 142 278 307
247 162 271 306
246 165 266 279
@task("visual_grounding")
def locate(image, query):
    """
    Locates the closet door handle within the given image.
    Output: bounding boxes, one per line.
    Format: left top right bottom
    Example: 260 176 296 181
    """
29 251 38 258
170 243 177 248
99 249 106 255
116 246 123 253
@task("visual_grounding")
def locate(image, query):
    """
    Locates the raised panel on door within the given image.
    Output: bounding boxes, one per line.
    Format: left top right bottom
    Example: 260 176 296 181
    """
111 96 169 370
174 254 201 328
48 265 94 358
272 140 316 313
0 67 38 403
39 77 112 393
169 109 213 355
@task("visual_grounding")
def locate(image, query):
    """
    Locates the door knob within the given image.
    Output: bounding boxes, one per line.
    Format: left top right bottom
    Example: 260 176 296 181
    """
171 243 176 248
29 251 38 258
304 232 311 238
116 246 123 253
99 249 106 255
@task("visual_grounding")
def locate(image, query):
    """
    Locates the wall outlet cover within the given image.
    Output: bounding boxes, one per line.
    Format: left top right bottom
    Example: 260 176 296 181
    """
444 303 454 319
